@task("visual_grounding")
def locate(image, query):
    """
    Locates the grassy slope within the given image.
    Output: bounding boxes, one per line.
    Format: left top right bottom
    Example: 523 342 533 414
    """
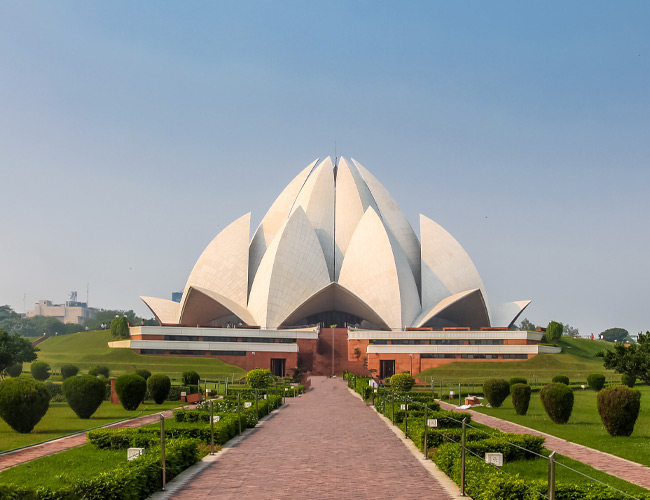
31 330 246 381
0 400 179 452
417 337 616 384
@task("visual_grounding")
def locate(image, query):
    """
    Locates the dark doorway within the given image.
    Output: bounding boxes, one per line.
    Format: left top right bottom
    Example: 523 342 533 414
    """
270 358 286 377
380 360 395 379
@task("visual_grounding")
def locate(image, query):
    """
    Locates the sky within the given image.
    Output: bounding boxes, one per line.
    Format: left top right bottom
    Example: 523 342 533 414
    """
1 2 649 337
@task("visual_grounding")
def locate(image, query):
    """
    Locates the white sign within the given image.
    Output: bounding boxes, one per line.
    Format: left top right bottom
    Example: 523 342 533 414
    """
449 391 455 397
400 404 407 410
127 448 145 461
206 389 212 394
427 419 438 428
244 402 252 408
212 416 220 423
263 394 268 400
180 392 187 397
485 453 504 466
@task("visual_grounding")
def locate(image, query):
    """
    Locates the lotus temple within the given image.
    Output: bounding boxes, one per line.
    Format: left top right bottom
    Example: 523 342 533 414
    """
110 157 558 379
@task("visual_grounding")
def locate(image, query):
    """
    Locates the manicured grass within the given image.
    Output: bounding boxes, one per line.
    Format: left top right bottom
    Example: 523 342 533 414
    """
501 453 650 496
0 444 125 488
30 330 246 381
473 384 650 466
0 400 179 452
418 337 617 384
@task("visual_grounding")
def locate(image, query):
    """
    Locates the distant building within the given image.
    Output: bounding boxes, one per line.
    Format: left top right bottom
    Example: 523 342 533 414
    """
26 299 97 324
171 292 183 303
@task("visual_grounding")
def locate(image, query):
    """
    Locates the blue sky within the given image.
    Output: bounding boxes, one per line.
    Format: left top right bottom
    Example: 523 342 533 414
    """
1 2 649 337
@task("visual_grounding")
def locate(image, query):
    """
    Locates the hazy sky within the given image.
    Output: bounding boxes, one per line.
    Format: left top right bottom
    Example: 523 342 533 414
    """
1 2 649 337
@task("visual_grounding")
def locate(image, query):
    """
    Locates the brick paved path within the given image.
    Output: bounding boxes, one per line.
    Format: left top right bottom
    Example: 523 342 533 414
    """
439 401 650 490
0 408 178 472
166 377 454 500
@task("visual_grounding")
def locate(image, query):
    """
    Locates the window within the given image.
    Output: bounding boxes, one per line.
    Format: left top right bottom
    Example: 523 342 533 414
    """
502 354 528 359
421 353 456 359
140 349 164 355
165 335 199 341
431 339 463 345
468 339 503 345
209 350 246 356
391 339 425 345
169 350 205 355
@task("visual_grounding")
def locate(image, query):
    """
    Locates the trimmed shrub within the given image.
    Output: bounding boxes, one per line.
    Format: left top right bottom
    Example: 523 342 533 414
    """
63 374 106 418
30 361 51 381
540 383 574 424
5 362 22 377
115 374 147 411
510 383 531 415
621 373 636 388
482 379 510 408
246 368 273 389
60 364 79 380
89 365 110 378
587 373 606 391
147 374 172 404
45 381 63 401
597 386 641 437
508 377 527 386
135 369 151 380
390 372 415 393
182 370 200 386
0 377 49 433
551 374 569 385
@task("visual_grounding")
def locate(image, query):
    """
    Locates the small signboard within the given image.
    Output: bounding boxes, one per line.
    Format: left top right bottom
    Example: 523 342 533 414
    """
485 453 504 467
449 391 455 397
244 402 252 408
212 416 220 423
400 404 407 410
127 448 145 461
180 392 187 397
427 418 438 428
263 394 268 400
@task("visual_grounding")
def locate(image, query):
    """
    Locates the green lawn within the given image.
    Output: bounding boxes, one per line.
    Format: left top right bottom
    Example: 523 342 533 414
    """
0 400 179 452
29 330 246 381
0 444 125 488
418 337 617 384
472 384 650 466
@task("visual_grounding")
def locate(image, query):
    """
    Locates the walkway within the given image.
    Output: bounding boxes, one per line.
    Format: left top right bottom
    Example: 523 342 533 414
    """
439 401 650 490
0 408 179 472
161 377 456 500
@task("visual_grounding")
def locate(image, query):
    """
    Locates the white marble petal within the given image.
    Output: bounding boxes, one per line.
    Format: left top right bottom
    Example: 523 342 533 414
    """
490 300 532 328
140 296 180 325
179 286 257 326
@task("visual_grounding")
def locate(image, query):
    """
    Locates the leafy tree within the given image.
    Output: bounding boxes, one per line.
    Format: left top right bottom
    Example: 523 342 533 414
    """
390 372 415 393
147 374 171 404
110 316 130 339
0 377 50 433
600 327 630 343
5 362 22 377
246 368 273 389
563 324 580 337
597 386 641 437
30 361 51 381
0 329 37 377
483 379 510 408
63 375 106 419
518 318 537 331
83 309 138 331
115 374 146 411
601 332 650 385
546 321 563 342
621 374 636 388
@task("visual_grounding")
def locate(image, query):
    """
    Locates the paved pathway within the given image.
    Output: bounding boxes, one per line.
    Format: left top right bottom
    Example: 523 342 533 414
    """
439 401 650 490
162 377 456 500
0 408 179 472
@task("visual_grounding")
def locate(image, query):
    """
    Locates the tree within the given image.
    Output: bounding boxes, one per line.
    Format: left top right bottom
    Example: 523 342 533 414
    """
390 372 415 393
601 331 650 385
600 327 629 343
518 318 537 331
0 329 38 377
83 309 138 331
546 321 563 342
246 368 273 389
110 316 130 339
563 324 580 337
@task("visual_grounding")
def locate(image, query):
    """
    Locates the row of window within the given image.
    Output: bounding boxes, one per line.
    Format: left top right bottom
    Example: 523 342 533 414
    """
419 353 527 359
372 339 505 345
140 349 247 356
163 336 297 343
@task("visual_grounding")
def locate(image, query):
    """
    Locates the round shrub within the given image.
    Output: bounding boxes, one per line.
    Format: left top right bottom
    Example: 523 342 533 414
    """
482 379 510 408
621 374 636 388
0 377 50 433
30 361 51 381
5 362 22 377
597 386 641 437
540 383 574 424
587 373 606 392
63 375 106 419
45 381 63 401
115 374 147 411
147 374 171 404
182 371 200 386
135 369 151 381
246 368 273 389
509 377 527 386
89 365 110 378
511 383 532 415
552 375 569 385
390 372 415 393
60 364 79 380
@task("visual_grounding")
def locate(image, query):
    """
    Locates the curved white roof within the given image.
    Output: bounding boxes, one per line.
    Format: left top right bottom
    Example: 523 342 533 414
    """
141 157 530 330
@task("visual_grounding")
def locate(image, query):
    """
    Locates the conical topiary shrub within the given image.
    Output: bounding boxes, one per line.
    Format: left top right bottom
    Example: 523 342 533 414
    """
115 374 147 411
511 383 532 415
483 379 510 408
63 374 106 419
540 383 574 424
0 377 50 433
147 374 172 404
597 386 641 437
587 373 605 391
